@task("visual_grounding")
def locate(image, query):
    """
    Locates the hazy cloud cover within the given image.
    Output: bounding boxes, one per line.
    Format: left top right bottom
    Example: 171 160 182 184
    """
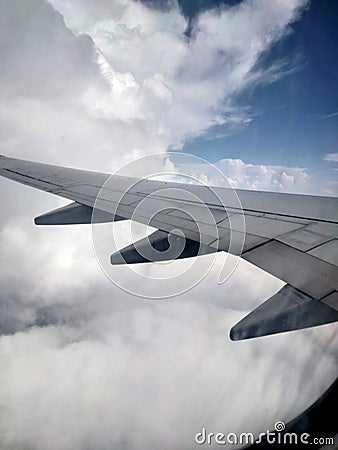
0 1 337 449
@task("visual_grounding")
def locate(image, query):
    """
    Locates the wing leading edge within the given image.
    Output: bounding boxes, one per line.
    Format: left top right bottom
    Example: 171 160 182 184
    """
1 155 337 340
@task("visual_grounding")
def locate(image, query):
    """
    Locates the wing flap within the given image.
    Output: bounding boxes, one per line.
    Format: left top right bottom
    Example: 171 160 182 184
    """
308 239 338 266
221 213 306 238
242 240 338 299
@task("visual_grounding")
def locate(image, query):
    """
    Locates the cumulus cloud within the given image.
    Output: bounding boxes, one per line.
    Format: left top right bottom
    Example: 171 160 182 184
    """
216 158 313 192
1 1 337 449
47 0 309 147
0 0 309 168
172 156 334 195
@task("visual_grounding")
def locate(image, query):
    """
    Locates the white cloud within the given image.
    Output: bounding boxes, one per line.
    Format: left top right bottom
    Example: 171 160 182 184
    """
324 152 338 162
309 111 338 120
321 112 338 119
172 157 322 194
46 0 310 149
216 158 312 193
0 0 310 168
0 268 337 450
1 1 337 449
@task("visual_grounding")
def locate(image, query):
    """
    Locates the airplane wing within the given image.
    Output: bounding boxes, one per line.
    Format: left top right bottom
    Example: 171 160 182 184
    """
1 154 337 340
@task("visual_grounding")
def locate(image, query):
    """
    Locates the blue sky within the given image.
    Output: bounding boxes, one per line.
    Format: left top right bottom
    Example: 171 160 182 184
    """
179 0 338 177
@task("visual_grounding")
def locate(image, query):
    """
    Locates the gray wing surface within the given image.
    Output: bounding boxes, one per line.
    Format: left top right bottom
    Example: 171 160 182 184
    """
1 155 337 340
